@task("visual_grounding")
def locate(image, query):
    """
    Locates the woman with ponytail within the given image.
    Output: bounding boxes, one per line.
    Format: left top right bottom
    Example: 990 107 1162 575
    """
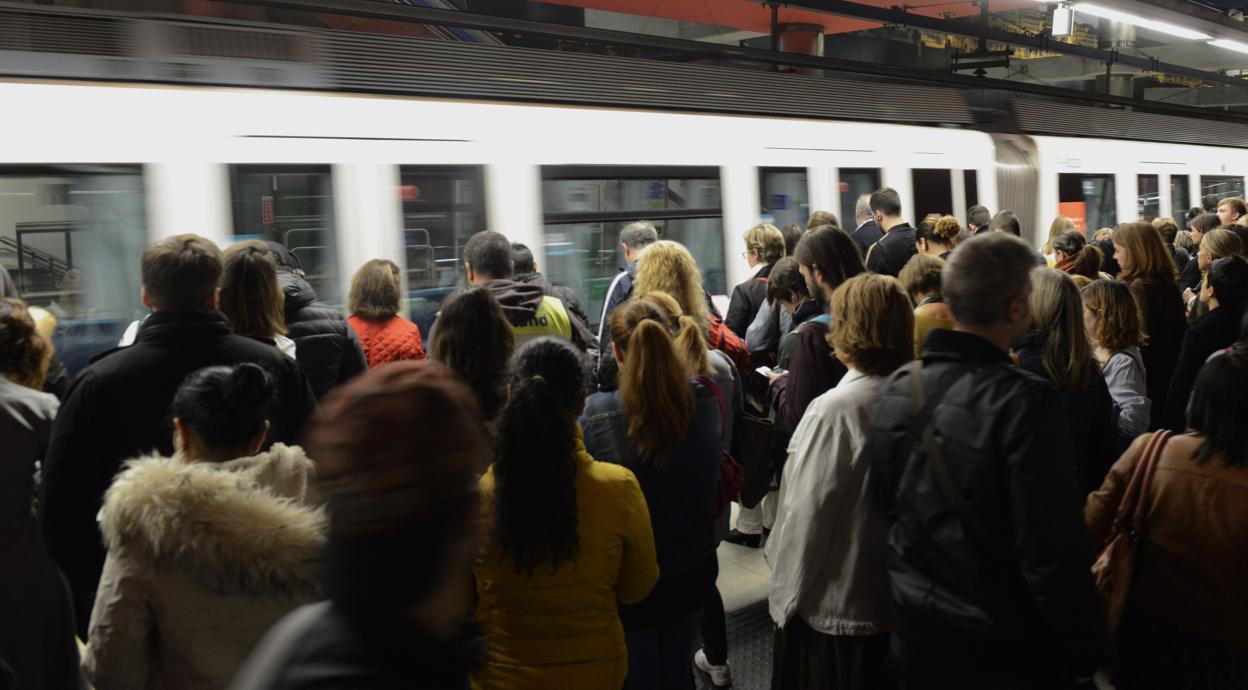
84 363 325 690
472 337 658 690
581 300 725 690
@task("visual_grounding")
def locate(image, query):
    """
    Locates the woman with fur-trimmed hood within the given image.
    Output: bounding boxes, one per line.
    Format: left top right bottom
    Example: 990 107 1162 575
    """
83 363 326 690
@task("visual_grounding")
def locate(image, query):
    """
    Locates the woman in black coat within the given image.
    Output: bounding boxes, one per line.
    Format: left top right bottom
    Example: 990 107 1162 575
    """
1016 270 1116 494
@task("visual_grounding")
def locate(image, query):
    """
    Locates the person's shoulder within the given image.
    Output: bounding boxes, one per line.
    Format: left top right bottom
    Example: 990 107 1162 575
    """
582 390 623 418
0 380 59 420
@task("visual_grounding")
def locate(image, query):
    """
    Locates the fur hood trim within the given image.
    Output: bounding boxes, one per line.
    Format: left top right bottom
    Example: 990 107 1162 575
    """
100 443 326 596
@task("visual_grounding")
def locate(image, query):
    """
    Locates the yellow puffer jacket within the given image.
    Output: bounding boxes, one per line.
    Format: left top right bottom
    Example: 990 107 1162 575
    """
472 429 659 690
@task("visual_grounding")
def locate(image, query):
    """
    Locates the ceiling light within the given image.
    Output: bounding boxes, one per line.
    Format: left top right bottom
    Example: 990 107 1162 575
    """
1071 3 1212 40
1209 38 1248 55
1053 3 1075 36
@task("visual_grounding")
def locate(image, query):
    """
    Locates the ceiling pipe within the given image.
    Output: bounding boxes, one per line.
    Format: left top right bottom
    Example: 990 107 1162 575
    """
222 0 1248 117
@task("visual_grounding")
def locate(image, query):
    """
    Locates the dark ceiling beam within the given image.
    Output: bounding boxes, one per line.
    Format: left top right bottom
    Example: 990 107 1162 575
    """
777 0 1247 88
224 0 1248 117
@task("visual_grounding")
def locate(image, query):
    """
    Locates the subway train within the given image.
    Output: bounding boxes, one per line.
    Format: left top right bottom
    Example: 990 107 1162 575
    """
3 75 1247 377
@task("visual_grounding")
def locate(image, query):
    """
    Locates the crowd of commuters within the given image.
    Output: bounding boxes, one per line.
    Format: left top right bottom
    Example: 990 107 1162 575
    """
3 187 1248 690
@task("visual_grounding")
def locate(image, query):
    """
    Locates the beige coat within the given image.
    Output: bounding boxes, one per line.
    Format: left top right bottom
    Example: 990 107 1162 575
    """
84 444 326 690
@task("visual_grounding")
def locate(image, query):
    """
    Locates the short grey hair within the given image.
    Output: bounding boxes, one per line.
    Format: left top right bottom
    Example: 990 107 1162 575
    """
620 221 658 249
943 233 1037 328
855 194 871 218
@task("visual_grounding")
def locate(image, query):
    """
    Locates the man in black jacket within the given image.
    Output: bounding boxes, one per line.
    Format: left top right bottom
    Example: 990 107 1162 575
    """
266 241 367 400
864 188 916 277
868 233 1104 689
1163 255 1248 431
849 194 882 258
40 234 317 635
510 242 598 365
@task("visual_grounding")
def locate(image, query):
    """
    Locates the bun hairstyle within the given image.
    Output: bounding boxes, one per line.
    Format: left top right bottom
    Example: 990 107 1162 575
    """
609 299 695 467
493 337 588 576
0 297 51 389
172 363 275 455
932 216 961 244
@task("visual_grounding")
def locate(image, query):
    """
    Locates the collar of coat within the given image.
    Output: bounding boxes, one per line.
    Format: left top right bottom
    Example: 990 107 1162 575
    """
99 443 326 596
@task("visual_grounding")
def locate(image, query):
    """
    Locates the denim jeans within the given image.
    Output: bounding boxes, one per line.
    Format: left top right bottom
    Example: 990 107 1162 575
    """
624 608 704 690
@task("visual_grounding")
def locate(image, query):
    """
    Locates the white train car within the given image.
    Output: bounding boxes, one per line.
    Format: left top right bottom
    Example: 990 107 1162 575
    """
4 77 1248 375
0 80 997 345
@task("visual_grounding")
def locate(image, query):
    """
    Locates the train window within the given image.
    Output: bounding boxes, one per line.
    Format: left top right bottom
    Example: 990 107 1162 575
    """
839 168 880 231
230 165 340 305
964 170 979 208
1058 173 1117 235
912 169 954 221
759 168 809 229
1137 175 1160 222
0 166 148 380
541 166 725 329
398 165 487 335
1200 175 1245 202
1171 175 1191 228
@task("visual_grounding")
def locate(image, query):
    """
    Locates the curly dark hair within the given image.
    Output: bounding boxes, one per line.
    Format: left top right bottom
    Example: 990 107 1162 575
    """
0 298 50 389
493 337 588 576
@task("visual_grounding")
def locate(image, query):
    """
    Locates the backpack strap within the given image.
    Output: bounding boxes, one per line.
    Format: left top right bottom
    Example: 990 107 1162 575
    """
694 375 728 447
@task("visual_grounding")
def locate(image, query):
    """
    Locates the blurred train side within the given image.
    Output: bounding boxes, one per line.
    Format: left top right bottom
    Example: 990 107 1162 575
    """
3 79 1248 343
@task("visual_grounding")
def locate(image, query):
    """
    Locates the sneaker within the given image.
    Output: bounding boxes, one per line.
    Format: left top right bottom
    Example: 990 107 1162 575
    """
724 529 761 548
694 648 732 687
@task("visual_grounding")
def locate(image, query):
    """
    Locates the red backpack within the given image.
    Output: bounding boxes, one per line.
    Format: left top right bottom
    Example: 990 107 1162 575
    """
706 312 750 375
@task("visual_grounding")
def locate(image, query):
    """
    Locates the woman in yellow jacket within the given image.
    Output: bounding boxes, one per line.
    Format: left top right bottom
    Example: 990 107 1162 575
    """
473 337 659 690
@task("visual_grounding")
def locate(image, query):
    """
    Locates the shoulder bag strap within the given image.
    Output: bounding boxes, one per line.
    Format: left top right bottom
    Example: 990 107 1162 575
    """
694 375 728 447
1107 431 1169 539
1130 430 1171 533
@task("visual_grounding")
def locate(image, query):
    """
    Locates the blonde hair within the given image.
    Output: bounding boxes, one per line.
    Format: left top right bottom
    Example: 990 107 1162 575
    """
1028 268 1098 390
743 223 786 265
827 274 915 376
1044 216 1077 253
635 291 711 376
350 259 402 320
1081 278 1145 352
609 300 694 467
1201 228 1244 262
633 240 709 333
220 240 286 338
933 216 961 243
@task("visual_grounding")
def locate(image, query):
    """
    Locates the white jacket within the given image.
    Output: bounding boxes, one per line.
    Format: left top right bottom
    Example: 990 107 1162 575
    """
84 444 326 690
766 369 893 636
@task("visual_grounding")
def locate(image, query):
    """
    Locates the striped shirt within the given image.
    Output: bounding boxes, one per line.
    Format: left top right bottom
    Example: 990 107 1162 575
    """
1103 345 1151 439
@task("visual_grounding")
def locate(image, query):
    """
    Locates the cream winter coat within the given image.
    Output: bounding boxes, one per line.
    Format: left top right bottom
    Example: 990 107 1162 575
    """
84 444 326 690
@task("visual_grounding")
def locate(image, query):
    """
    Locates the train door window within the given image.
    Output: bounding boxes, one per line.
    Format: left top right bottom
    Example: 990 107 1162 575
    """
398 166 487 335
912 169 954 222
759 168 809 229
1058 173 1117 235
1137 175 1160 222
541 166 724 329
963 170 979 208
1171 175 1191 228
230 165 340 305
1200 175 1245 203
0 166 148 379
839 168 879 231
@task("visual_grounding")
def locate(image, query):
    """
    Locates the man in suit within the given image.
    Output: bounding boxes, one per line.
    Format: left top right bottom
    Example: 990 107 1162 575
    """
968 204 992 236
850 193 882 258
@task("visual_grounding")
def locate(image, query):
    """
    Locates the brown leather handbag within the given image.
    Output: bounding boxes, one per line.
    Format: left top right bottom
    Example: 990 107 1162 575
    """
1091 429 1172 633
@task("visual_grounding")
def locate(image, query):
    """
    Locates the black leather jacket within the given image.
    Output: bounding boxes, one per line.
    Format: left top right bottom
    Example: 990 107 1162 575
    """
868 329 1105 678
